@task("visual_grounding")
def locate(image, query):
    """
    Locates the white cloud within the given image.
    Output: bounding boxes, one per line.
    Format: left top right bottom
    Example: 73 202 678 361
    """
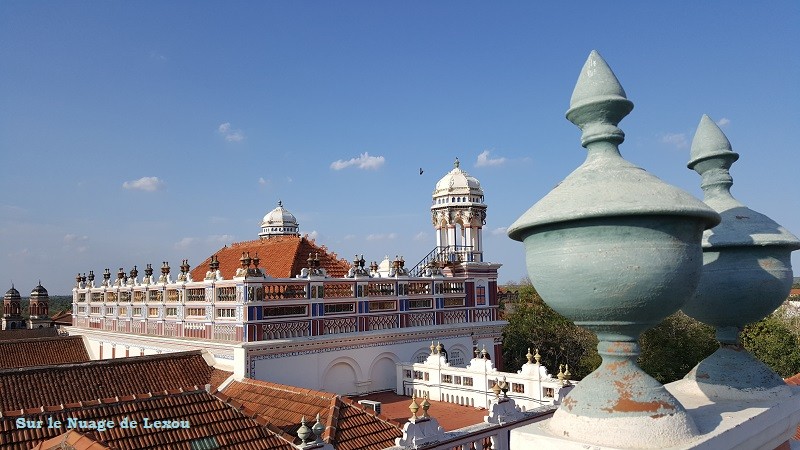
308 230 319 240
475 150 507 167
258 177 268 185
218 122 245 142
491 227 508 236
661 133 688 149
286 176 293 183
63 234 88 243
122 176 164 192
413 232 429 242
717 117 730 127
330 152 385 171
149 51 167 61
343 234 356 240
174 237 195 249
207 234 234 244
366 233 397 241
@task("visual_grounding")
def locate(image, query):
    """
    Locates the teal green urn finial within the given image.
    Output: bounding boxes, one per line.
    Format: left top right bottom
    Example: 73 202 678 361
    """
508 51 719 448
677 115 800 400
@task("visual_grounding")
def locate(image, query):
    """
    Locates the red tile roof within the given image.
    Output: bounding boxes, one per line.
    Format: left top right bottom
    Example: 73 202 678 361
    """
0 335 89 369
0 351 230 412
50 309 72 326
0 327 59 341
351 391 488 432
189 235 351 280
1 388 295 450
30 430 110 450
220 379 403 450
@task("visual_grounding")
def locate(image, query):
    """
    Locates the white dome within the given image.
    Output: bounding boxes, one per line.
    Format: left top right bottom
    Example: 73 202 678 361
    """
433 158 484 199
259 201 300 238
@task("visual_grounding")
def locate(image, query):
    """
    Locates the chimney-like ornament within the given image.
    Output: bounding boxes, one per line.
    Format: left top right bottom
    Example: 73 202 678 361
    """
678 115 800 400
507 51 720 447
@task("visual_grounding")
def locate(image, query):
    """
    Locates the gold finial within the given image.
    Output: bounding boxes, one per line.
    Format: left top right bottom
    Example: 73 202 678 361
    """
421 393 431 418
436 341 443 354
430 341 436 355
491 378 501 398
564 364 572 385
526 348 533 364
409 394 420 419
534 348 541 364
557 364 565 385
481 345 488 359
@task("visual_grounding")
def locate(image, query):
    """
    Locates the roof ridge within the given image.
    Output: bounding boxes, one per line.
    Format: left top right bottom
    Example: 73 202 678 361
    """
237 378 337 400
0 385 208 418
0 335 83 346
0 349 205 375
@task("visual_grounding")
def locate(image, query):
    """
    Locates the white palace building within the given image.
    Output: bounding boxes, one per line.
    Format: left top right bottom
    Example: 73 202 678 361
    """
69 160 506 395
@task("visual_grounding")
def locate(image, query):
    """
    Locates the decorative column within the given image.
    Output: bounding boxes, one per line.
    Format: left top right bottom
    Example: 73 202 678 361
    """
677 115 800 399
507 51 719 448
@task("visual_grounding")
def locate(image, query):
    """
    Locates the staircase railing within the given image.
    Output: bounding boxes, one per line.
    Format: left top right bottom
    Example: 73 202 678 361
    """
409 245 475 277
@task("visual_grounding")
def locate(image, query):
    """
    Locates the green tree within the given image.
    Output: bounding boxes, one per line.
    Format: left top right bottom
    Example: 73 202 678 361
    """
741 311 800 378
637 312 717 384
501 279 600 379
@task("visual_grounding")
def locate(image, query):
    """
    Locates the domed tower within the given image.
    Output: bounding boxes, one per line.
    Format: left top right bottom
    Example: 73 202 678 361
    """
2 285 25 330
28 282 51 328
259 201 300 239
431 158 487 262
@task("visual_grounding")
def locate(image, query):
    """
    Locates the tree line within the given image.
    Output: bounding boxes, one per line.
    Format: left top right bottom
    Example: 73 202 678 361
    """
501 278 800 383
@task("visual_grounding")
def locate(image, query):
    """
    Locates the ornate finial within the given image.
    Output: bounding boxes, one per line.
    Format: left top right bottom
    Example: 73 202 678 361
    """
312 413 325 442
474 347 480 358
252 253 260 268
297 416 312 444
278 200 282 207
436 341 443 354
500 376 509 398
491 378 501 398
409 394 419 419
87 270 95 282
534 348 541 364
566 50 633 148
564 364 572 384
557 364 565 385
688 115 738 194
454 157 460 169
430 341 436 355
526 348 533 364
421 393 431 418
481 345 487 359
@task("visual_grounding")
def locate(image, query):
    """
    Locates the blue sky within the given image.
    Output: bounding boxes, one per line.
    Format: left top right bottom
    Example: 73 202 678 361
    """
1 2 798 294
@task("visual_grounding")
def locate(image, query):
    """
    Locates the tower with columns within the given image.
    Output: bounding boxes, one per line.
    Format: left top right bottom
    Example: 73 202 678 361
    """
430 158 487 264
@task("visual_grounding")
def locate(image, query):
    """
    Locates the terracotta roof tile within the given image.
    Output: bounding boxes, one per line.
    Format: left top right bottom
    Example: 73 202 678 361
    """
0 351 228 412
50 310 73 326
190 235 351 280
0 336 89 369
221 379 403 450
350 391 488 432
30 430 110 450
1 389 295 450
0 327 59 341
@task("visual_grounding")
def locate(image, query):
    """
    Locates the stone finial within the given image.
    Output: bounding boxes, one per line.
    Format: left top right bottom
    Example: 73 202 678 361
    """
435 342 442 354
567 50 633 147
557 364 565 385
409 395 419 419
297 416 312 444
480 345 488 359
453 157 460 169
421 393 431 418
312 413 325 443
563 364 572 385
491 378 501 399
430 341 436 355
526 348 533 364
534 348 541 364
